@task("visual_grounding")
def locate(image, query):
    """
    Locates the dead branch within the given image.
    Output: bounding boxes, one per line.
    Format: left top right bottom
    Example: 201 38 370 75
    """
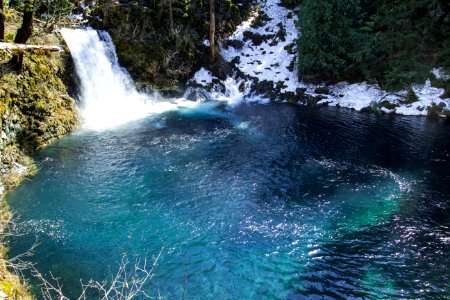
1 216 164 299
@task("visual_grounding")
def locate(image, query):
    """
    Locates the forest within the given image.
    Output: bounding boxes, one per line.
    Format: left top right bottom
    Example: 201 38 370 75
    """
297 0 450 91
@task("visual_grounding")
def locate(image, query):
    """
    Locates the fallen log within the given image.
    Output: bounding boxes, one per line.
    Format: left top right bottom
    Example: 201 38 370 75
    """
0 42 62 52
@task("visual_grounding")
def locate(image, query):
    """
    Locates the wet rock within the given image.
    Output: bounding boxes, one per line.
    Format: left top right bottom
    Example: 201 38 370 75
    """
285 91 297 104
251 79 273 95
305 93 327 107
379 100 398 110
275 81 288 90
427 102 447 118
251 11 272 28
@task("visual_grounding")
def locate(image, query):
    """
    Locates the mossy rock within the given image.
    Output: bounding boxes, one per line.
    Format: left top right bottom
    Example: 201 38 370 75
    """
427 102 446 118
314 86 330 95
305 93 326 107
285 91 297 104
361 104 381 114
379 100 398 110
296 87 306 98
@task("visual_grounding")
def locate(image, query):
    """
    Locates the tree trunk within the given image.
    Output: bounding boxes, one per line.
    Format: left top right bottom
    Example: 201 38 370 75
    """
14 10 34 44
209 0 216 62
0 0 5 41
169 0 174 34
11 10 34 72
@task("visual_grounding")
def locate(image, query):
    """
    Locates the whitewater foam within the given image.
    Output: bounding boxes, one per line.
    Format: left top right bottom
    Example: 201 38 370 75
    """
61 28 189 130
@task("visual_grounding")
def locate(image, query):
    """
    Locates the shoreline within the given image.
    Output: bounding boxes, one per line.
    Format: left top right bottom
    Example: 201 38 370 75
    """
190 0 450 117
0 154 36 299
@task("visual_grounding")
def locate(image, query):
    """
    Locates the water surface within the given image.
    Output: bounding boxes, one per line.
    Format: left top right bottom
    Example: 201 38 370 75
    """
7 104 450 299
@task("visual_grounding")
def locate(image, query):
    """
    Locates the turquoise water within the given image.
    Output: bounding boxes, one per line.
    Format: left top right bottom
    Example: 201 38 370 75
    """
7 103 450 299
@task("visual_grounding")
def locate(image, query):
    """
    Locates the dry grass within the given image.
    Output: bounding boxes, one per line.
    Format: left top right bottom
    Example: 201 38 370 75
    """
0 200 34 299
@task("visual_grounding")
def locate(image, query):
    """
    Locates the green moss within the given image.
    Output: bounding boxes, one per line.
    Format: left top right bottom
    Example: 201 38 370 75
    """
1 49 79 152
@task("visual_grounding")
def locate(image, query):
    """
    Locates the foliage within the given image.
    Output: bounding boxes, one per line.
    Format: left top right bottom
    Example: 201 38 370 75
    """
297 0 362 82
9 0 75 31
279 0 302 9
99 0 255 88
297 0 450 90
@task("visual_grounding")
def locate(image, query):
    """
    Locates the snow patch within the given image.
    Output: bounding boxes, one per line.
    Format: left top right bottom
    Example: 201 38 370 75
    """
191 68 216 87
190 0 449 116
432 68 450 80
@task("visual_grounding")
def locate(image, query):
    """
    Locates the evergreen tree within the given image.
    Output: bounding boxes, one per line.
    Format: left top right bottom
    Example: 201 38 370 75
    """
297 0 450 89
297 0 362 82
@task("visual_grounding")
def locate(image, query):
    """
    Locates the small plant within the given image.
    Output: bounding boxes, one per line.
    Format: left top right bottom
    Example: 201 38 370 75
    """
314 86 329 95
427 102 446 118
243 31 273 46
251 11 271 28
403 87 419 104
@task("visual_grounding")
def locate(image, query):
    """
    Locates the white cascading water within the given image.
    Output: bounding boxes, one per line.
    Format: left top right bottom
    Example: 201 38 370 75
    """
60 28 192 130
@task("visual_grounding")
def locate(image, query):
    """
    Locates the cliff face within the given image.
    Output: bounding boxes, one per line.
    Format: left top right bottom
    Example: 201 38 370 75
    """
0 47 78 197
0 9 78 297
1 8 79 197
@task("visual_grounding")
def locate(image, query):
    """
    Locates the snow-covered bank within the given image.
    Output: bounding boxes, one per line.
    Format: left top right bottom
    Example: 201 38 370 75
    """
191 0 450 116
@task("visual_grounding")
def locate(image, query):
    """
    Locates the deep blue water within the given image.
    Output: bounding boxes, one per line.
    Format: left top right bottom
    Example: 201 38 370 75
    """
7 103 450 299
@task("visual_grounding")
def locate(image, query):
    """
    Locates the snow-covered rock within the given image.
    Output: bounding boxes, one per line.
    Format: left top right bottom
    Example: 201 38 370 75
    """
190 0 450 116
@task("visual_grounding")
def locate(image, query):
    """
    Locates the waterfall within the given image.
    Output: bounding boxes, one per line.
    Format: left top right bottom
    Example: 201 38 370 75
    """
61 28 182 130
